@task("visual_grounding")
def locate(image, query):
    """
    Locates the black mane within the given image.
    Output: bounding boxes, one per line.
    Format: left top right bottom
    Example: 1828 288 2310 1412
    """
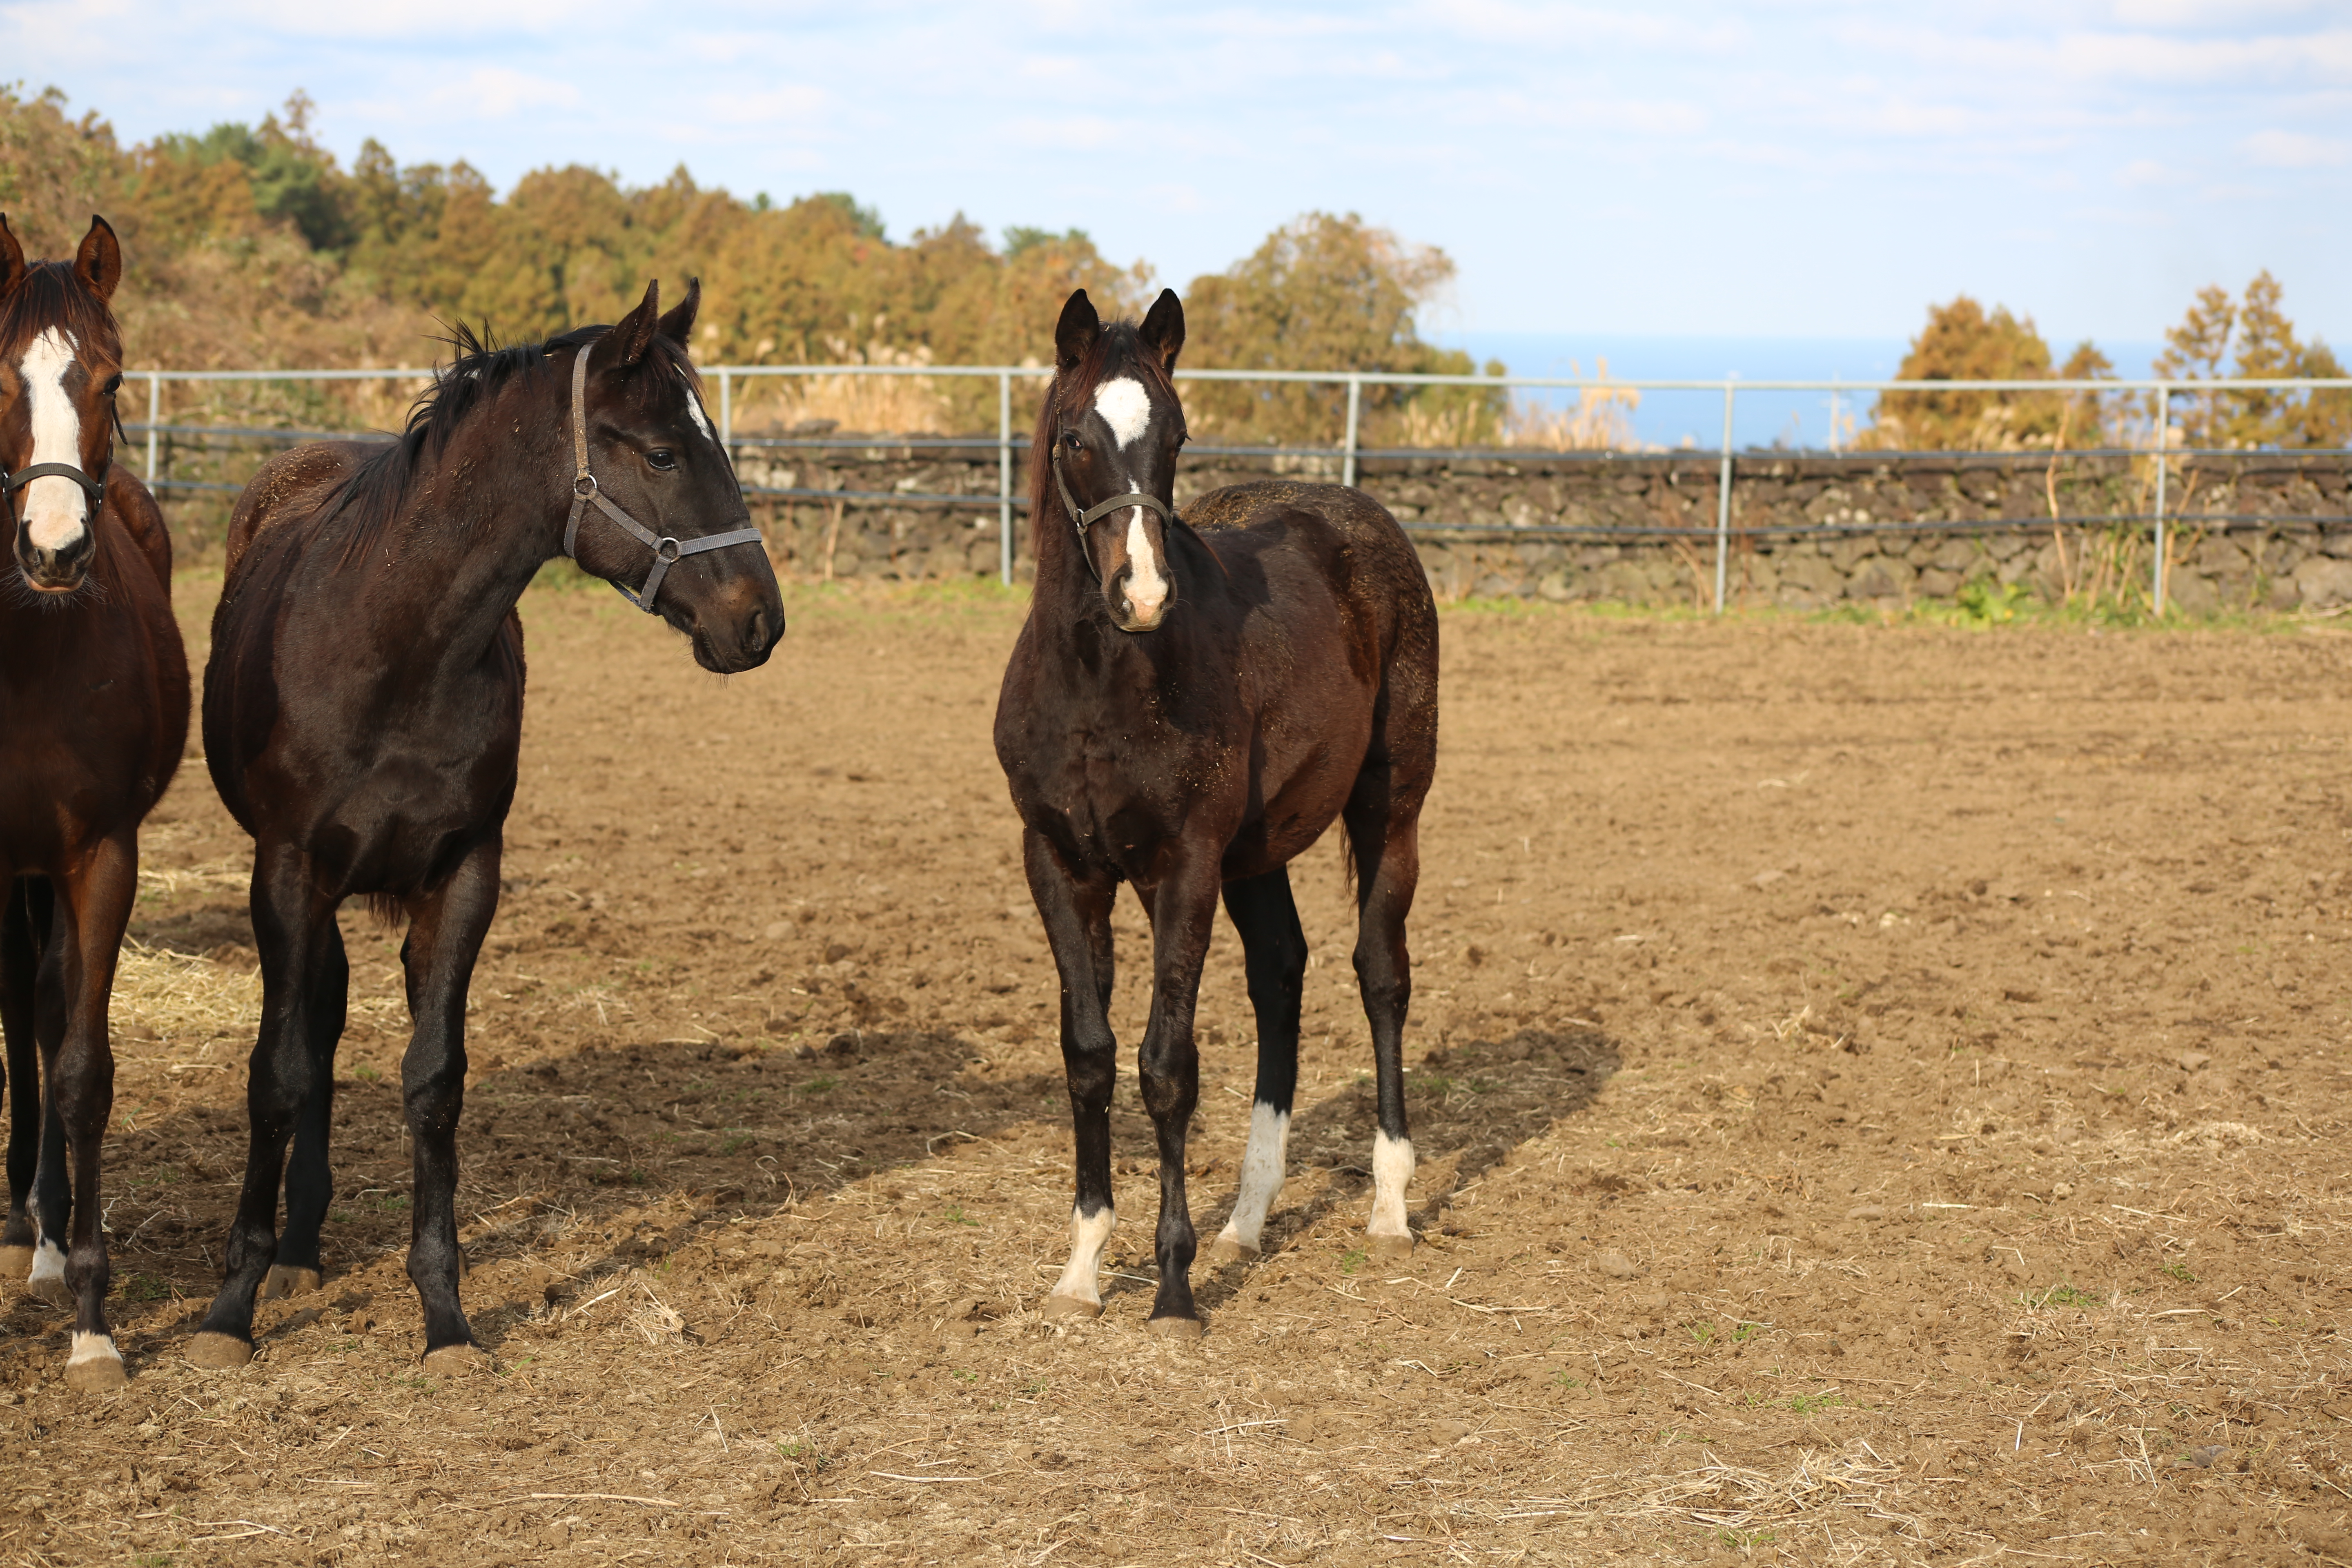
326 320 697 563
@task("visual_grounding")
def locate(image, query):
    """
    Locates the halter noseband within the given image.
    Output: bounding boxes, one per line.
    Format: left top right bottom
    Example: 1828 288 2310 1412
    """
2 463 107 503
1050 439 1176 586
561 344 764 613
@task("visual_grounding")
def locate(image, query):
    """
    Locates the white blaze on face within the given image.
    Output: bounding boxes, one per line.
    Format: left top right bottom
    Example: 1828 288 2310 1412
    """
1092 376 1151 448
681 370 717 445
1089 376 1168 622
1214 1102 1291 1252
1368 1130 1415 1241
1049 1203 1116 1307
19 327 90 554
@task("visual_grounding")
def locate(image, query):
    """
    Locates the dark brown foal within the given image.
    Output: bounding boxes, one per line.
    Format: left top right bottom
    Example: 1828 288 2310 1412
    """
995 288 1439 1334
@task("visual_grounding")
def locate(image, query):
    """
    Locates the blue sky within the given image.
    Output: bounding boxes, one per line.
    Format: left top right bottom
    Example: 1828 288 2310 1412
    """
4 1 2348 349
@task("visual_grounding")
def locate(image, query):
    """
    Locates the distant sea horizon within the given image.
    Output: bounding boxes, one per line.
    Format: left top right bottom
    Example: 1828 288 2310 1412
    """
1434 331 2166 452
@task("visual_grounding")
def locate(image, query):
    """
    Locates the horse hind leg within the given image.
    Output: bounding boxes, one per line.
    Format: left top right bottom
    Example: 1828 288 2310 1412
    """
1207 869 1305 1265
0 877 46 1285
20 880 74 1306
189 845 338 1368
264 917 348 1302
397 839 502 1372
1345 782 1426 1263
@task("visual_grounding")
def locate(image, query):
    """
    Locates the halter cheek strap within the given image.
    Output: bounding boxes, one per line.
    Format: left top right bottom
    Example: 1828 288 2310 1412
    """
1050 442 1176 586
561 344 765 613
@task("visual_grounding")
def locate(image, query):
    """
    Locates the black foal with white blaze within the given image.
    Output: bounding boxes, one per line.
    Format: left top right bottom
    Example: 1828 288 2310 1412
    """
189 279 780 1371
996 288 1439 1334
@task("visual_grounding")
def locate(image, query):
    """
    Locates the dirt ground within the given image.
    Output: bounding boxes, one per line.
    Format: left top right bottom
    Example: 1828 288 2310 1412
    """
3 577 2351 1566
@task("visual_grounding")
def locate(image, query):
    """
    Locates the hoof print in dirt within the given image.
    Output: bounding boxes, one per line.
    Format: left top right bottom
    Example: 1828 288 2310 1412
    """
422 1343 493 1377
1146 1315 1205 1341
186 1331 256 1369
259 1265 324 1301
1039 1294 1102 1321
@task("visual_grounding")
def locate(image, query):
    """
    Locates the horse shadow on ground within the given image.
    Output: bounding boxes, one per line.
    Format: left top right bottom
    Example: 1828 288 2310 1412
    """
9 1015 1617 1373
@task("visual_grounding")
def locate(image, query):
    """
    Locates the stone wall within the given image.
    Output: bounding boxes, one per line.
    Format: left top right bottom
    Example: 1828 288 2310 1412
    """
688 440 2352 612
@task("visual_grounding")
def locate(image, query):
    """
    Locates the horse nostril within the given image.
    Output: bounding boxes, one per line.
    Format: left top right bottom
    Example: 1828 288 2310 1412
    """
744 607 770 655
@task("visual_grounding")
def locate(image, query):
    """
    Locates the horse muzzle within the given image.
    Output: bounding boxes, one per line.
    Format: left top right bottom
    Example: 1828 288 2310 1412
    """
686 583 785 674
15 520 93 594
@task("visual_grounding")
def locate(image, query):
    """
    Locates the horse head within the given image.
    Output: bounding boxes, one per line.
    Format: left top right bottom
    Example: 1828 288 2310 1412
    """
0 215 124 595
1049 287 1187 633
571 278 784 673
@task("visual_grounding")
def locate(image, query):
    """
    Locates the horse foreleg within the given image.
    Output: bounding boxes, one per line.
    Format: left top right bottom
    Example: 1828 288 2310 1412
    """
47 833 136 1389
265 915 347 1301
1138 851 1222 1334
399 837 500 1371
0 876 44 1282
190 842 339 1368
25 878 74 1306
1208 868 1306 1264
1024 830 1120 1319
1345 789 1423 1262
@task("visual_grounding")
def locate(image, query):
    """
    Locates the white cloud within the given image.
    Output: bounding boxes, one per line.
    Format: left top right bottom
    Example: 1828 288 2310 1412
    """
2240 128 2352 166
424 67 579 120
2119 157 2180 185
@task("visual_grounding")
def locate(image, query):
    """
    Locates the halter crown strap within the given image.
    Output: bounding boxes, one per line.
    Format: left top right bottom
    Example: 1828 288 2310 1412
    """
561 342 764 614
2 462 106 500
1050 442 1176 585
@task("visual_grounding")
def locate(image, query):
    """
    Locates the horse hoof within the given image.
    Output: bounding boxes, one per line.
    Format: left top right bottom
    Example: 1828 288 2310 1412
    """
0 1245 29 1281
24 1275 71 1308
260 1265 324 1301
1039 1293 1102 1321
1205 1235 1259 1267
1146 1314 1205 1341
422 1343 491 1376
65 1348 127 1393
1367 1232 1415 1263
186 1332 255 1370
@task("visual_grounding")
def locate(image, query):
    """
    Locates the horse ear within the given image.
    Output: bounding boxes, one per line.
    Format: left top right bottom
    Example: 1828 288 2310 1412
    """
603 278 662 370
0 215 25 298
75 214 122 302
1055 289 1099 372
1138 288 1184 373
657 277 700 347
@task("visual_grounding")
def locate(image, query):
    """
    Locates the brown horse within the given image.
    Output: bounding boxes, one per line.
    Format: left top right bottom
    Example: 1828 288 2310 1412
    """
0 214 190 1390
188 280 780 1371
995 289 1439 1334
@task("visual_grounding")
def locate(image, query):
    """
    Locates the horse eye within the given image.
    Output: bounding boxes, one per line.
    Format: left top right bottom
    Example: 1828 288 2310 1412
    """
102 372 122 396
1062 431 1082 450
648 449 677 471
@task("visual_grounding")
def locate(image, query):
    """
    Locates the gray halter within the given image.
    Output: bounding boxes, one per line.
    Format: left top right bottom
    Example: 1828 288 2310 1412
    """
561 344 764 613
1050 441 1175 585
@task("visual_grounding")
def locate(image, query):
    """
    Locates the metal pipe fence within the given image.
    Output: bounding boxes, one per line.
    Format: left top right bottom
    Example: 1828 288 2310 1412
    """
117 365 2352 612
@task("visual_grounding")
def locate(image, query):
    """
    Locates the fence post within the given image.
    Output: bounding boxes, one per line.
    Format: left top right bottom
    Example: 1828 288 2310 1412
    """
145 372 161 486
1715 379 1737 613
1342 374 1362 488
718 369 732 450
999 371 1014 587
2152 384 2170 616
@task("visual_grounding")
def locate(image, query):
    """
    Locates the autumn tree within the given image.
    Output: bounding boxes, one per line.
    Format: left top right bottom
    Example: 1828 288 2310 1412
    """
1865 296 2111 450
2155 272 2348 448
1181 212 1501 445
